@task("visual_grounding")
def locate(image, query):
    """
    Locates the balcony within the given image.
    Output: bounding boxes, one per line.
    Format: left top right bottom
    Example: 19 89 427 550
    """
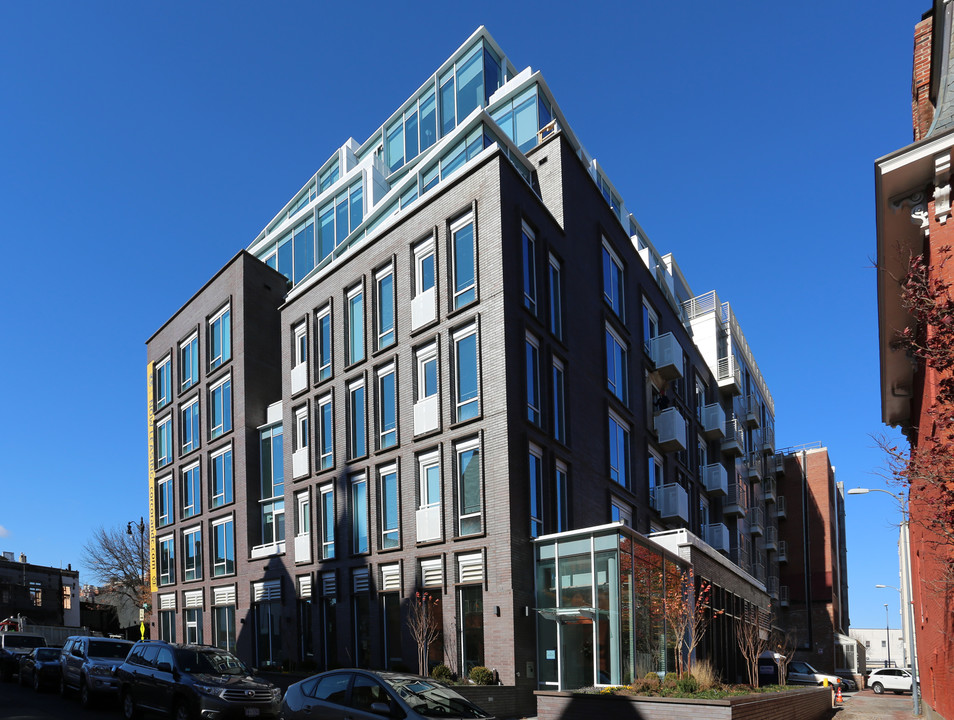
778 540 788 563
724 482 747 517
767 576 779 599
416 505 441 542
748 506 764 536
765 524 778 552
411 287 436 330
659 483 689 523
773 454 785 475
250 541 285 559
294 533 311 564
654 406 687 453
291 362 308 395
704 463 728 496
650 333 683 381
292 447 309 479
701 402 726 439
776 495 787 520
717 355 742 395
762 426 775 454
705 522 730 553
779 585 790 607
721 417 744 456
744 394 761 428
414 395 440 435
763 477 776 503
746 452 763 482
753 558 766 582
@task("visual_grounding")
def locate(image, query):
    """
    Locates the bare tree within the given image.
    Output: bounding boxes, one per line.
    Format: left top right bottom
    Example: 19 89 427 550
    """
771 626 799 686
408 591 441 676
736 603 771 686
81 524 150 610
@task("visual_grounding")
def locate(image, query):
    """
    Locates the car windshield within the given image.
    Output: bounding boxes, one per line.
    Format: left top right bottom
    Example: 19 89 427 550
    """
35 648 59 661
5 636 45 650
88 640 131 659
175 648 248 676
382 677 489 719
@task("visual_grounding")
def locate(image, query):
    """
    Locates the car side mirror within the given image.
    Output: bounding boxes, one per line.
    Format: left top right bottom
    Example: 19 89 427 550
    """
156 661 172 673
370 702 393 717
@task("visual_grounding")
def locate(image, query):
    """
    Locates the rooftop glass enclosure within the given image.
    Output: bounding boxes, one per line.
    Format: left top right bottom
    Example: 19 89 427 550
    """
535 524 688 690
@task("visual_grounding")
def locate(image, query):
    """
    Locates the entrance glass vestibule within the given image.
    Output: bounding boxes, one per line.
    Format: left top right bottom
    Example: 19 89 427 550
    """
535 524 689 690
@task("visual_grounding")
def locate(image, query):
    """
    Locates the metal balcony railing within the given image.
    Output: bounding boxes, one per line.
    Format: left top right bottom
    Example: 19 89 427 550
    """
763 477 776 503
744 394 761 428
722 417 744 456
762 425 776 454
655 406 688 453
724 482 747 517
717 355 742 395
776 495 787 519
704 463 728 496
702 402 726 439
650 333 683 382
780 585 790 606
778 540 788 563
748 506 764 536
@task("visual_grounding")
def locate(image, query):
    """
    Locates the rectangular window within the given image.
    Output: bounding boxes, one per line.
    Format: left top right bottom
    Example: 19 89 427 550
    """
184 608 203 644
211 446 233 508
457 440 482 536
209 305 231 370
156 417 173 468
380 465 400 549
351 474 368 554
602 242 624 318
451 215 476 309
415 242 436 295
320 485 335 559
420 451 441 509
608 413 630 488
260 424 285 545
606 326 628 403
158 610 176 643
611 499 632 527
529 444 543 538
648 451 664 510
552 359 566 443
157 475 173 527
296 491 311 538
549 255 563 340
180 333 199 392
158 536 175 585
349 380 366 459
347 286 365 365
212 518 235 576
155 356 171 411
181 398 200 454
417 344 438 401
294 322 308 367
376 267 395 349
318 394 334 469
317 306 332 382
459 584 485 674
209 377 232 439
183 527 202 581
181 464 201 519
555 461 568 532
378 365 397 449
522 223 537 314
454 325 479 422
643 301 658 354
295 405 309 452
526 334 541 425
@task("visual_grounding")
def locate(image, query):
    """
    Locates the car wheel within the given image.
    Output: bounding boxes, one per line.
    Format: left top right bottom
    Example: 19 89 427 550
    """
33 672 41 692
80 680 93 709
872 682 884 694
174 700 193 720
122 690 138 720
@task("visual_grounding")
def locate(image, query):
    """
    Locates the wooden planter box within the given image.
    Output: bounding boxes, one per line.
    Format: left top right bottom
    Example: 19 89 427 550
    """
535 686 833 720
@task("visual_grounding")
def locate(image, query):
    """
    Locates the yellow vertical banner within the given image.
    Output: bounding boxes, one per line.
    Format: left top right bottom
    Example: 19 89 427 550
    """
146 362 158 594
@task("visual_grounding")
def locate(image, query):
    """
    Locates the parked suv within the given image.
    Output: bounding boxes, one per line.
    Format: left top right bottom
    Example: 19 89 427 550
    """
116 640 281 720
0 632 46 681
60 635 134 707
867 667 916 694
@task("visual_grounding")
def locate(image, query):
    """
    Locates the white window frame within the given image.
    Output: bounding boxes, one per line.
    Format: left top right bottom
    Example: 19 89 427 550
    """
158 534 175 586
208 304 231 371
295 405 309 451
526 333 541 425
529 443 543 538
318 394 334 470
155 355 172 410
453 323 479 422
451 213 476 310
347 284 365 366
419 450 441 510
348 379 366 460
379 464 400 549
417 343 438 401
316 304 332 382
378 363 398 449
414 240 436 296
183 525 202 581
157 474 173 527
181 462 201 519
296 491 311 537
320 484 335 560
210 444 233 508
294 322 308 368
643 300 659 354
456 438 482 536
351 473 369 554
209 374 232 439
522 221 537 314
552 358 566 443
548 254 563 340
606 324 628 404
211 516 235 577
376 265 396 349
181 397 200 454
180 332 199 392
602 240 624 318
156 415 173 468
648 449 664 510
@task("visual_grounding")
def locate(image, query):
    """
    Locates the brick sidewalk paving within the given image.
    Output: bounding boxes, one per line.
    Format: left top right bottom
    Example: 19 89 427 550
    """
830 690 918 720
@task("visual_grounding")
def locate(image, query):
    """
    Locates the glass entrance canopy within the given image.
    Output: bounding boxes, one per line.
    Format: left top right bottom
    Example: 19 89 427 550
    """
535 523 689 690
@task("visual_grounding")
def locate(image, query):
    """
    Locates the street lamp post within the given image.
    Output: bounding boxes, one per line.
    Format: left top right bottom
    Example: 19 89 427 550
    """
127 517 146 586
847 487 920 715
876 584 906 668
883 603 891 668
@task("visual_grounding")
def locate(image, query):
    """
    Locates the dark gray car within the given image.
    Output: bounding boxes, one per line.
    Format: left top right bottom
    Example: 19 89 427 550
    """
281 669 492 720
60 636 134 708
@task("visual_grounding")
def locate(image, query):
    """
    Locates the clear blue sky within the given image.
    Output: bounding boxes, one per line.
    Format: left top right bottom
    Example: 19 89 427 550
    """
0 0 921 631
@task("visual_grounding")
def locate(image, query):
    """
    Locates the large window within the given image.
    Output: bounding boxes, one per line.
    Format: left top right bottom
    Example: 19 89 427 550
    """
351 474 369 554
417 344 438 403
213 604 235 651
555 461 568 532
209 305 231 370
456 440 482 536
376 266 395 350
181 398 200 454
606 326 628 403
209 377 232 439
211 446 233 508
156 417 173 468
459 584 485 675
454 325 479 422
347 286 365 365
552 359 566 443
380 465 400 550
157 475 173 527
260 424 285 546
522 223 537 314
158 536 175 586
413 241 436 303
294 322 308 370
489 83 552 153
317 305 332 382
183 609 203 644
451 215 476 310
526 334 541 425
349 380 366 459
608 413 630 489
320 485 335 560
549 255 563 340
318 394 334 470
418 451 442 541
158 611 176 643
643 301 659 354
529 445 543 538
317 180 364 263
183 527 202 581
378 365 397 449
181 464 201 518
648 451 664 510
293 220 315 284
155 356 171 411
602 242 624 318
180 333 199 392
212 518 235 576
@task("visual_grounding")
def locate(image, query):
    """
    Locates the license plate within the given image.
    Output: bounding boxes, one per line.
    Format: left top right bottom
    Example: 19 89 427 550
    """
245 709 260 717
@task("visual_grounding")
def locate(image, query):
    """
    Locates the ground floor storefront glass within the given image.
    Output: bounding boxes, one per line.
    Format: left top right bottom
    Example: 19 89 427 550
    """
535 525 688 690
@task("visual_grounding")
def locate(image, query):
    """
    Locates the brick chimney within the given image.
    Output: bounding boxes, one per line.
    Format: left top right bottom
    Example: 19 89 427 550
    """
914 11 935 142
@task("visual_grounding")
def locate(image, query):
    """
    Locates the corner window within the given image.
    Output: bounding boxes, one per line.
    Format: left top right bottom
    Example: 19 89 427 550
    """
380 465 400 549
376 266 396 349
378 365 397 449
526 333 541 425
451 214 476 310
351 474 369 554
347 286 365 366
317 305 333 382
522 223 537 314
181 463 201 518
155 356 171 411
209 305 231 371
456 439 482 536
181 398 200 454
180 333 199 392
209 376 232 439
602 242 624 318
348 380 366 459
454 324 479 422
318 394 334 470
211 446 233 508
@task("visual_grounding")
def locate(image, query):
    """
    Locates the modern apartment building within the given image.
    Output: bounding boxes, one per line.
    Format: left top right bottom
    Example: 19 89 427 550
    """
146 27 795 708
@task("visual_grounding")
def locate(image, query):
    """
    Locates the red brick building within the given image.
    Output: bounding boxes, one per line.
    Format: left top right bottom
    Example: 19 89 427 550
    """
875 3 954 717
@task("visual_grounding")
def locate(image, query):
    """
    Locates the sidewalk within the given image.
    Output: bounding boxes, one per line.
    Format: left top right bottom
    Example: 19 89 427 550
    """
830 690 919 720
